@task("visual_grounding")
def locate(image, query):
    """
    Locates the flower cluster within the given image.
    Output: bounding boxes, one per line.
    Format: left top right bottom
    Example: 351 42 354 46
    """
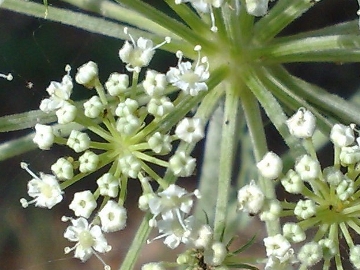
237 107 360 269
20 30 209 268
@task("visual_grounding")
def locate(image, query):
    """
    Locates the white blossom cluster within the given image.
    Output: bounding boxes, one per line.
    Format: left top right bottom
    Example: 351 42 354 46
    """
237 107 360 269
19 30 210 269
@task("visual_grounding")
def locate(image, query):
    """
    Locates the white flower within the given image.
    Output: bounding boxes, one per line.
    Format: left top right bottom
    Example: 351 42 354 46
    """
97 173 119 197
83 95 104 118
297 242 323 267
245 0 269 16
143 70 167 97
63 217 111 263
169 151 196 177
118 154 141 178
149 212 194 249
286 108 316 139
294 199 316 219
204 242 227 266
175 117 204 144
40 70 73 112
260 200 281 221
119 28 170 72
323 166 344 186
56 101 77 124
98 200 127 232
330 123 355 147
33 124 54 150
336 177 354 201
166 46 209 96
264 234 292 260
350 245 360 269
294 155 320 181
75 61 98 88
20 162 63 209
282 222 306 243
319 238 336 259
147 97 174 118
116 114 142 135
280 169 304 194
257 151 283 179
237 180 265 215
147 132 172 154
105 72 129 96
192 224 213 249
51 157 74 180
69 190 97 218
67 130 91 153
115 98 139 117
340 145 360 165
79 151 99 173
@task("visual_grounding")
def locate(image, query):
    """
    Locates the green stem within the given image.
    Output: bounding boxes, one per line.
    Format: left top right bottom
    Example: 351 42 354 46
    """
213 85 239 241
240 87 280 235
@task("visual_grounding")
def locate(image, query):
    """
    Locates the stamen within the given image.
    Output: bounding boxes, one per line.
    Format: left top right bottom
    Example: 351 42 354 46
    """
153 36 171 51
209 6 218 32
124 27 136 47
0 73 13 81
21 162 40 180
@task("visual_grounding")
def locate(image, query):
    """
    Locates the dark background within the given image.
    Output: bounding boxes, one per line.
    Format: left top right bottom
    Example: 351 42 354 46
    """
0 0 359 269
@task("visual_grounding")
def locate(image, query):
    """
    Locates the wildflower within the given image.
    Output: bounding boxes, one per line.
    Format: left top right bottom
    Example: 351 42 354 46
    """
147 97 174 118
318 238 336 259
166 46 209 96
294 155 320 181
62 216 111 267
245 0 269 17
67 130 91 153
264 234 292 261
192 224 213 249
169 151 196 177
97 173 119 198
78 151 99 173
75 61 99 88
237 180 265 215
69 190 97 218
33 124 55 150
330 123 355 147
20 162 63 209
280 169 304 194
56 101 77 124
286 107 316 139
105 72 129 96
83 96 105 118
257 151 283 179
51 157 74 180
350 245 360 269
297 242 323 267
98 200 127 232
294 199 316 219
147 132 172 154
119 27 170 72
118 154 141 178
204 241 227 266
143 70 167 97
175 117 205 144
282 222 306 243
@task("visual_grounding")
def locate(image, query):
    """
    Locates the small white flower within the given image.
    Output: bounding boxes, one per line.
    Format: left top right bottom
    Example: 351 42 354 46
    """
97 173 119 198
336 177 354 201
116 114 142 135
67 130 91 153
63 216 111 263
166 46 209 96
280 169 304 194
147 132 172 154
51 157 74 180
118 154 141 178
319 238 336 259
105 72 129 96
260 200 281 221
257 151 283 179
204 242 227 266
340 145 360 165
147 97 174 118
69 190 97 218
282 222 306 243
323 167 344 186
40 71 73 112
297 242 323 267
169 151 196 177
75 61 98 88
56 101 77 124
264 234 292 259
20 162 63 209
33 124 54 150
83 95 104 118
294 155 320 181
294 199 316 219
175 117 204 144
143 70 167 97
78 151 99 173
192 224 213 249
115 98 139 117
119 28 170 72
350 245 360 269
237 180 265 215
98 200 127 232
245 0 269 16
286 107 316 139
330 123 355 147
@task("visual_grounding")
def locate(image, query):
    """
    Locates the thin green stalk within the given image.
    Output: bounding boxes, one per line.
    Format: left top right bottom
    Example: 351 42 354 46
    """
213 85 239 241
240 88 280 235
